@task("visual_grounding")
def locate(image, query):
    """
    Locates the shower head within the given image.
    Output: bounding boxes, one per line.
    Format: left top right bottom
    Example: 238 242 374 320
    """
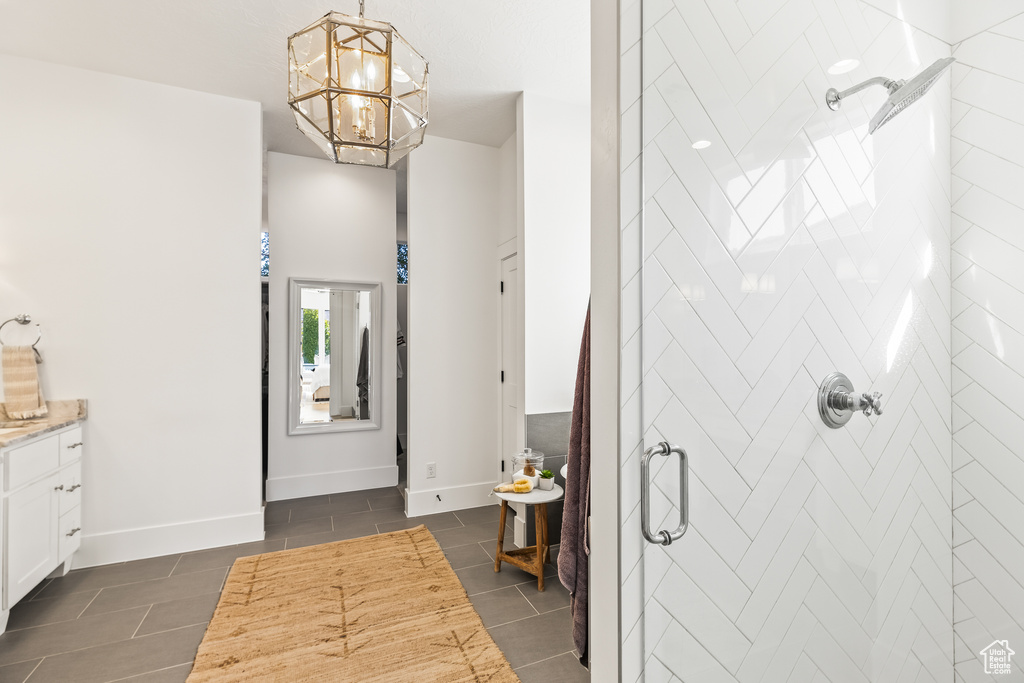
825 57 955 134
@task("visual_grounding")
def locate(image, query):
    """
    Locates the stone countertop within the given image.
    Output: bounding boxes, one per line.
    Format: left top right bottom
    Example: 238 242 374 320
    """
0 400 88 449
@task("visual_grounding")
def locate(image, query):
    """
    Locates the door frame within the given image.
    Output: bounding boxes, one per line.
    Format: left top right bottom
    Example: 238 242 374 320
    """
496 239 525 486
590 0 624 680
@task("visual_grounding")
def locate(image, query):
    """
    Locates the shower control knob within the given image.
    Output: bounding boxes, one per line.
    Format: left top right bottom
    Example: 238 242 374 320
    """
861 392 883 416
817 373 883 429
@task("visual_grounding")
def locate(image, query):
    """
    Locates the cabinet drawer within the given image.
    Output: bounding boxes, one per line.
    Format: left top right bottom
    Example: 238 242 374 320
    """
58 462 82 515
4 434 59 492
58 427 84 466
58 507 82 561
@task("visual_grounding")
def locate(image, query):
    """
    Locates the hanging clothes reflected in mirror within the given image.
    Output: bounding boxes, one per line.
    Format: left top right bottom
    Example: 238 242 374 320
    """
288 278 381 435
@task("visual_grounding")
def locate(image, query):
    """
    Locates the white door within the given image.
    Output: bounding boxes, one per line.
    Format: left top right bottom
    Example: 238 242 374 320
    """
500 254 519 478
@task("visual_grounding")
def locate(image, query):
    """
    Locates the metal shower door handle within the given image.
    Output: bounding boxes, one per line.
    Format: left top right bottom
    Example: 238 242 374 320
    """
641 441 689 546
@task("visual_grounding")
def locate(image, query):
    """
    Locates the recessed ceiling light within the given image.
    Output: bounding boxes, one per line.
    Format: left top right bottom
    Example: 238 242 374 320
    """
828 59 860 75
691 140 711 150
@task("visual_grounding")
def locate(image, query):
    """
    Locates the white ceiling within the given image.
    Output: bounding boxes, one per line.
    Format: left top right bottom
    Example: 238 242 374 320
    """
0 0 590 157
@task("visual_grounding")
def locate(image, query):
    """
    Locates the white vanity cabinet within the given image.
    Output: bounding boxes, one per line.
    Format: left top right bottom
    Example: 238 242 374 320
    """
0 423 84 633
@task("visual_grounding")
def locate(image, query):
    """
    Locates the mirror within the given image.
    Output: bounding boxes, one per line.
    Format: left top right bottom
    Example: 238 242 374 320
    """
288 278 382 434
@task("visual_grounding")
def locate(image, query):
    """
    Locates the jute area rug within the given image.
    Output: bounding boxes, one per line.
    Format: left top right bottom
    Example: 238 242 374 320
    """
187 525 520 682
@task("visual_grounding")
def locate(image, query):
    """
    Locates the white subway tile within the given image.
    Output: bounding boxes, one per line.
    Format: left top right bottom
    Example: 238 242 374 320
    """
654 564 752 673
655 9 751 153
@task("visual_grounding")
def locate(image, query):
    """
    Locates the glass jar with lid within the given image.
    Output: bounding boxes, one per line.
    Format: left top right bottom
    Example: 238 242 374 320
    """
511 448 545 488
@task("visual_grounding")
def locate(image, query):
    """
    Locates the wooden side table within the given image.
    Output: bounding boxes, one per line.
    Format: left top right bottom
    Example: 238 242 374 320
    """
493 484 564 591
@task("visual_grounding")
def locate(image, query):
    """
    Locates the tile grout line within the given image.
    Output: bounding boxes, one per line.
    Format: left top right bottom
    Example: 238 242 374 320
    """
25 580 51 603
76 590 103 620
512 648 580 671
466 576 563 598
485 605 571 630
128 617 215 640
514 584 542 617
457 560 511 573
4 614 192 670
21 657 44 683
33 560 190 601
105 662 193 683
5 586 126 635
130 604 155 639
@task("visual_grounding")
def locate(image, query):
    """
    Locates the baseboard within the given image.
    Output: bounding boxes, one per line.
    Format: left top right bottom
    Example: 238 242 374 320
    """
405 480 498 517
73 510 265 568
266 465 399 502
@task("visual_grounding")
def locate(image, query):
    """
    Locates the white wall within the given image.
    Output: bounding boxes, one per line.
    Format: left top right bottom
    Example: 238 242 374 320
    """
951 0 1021 44
266 151 397 500
951 12 1024 679
397 212 408 242
497 128 525 463
0 54 264 566
861 0 953 44
497 132 518 248
406 135 501 516
521 93 592 415
620 2 953 680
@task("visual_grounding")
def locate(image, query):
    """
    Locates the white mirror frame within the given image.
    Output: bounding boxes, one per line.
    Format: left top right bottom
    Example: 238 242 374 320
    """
287 277 383 435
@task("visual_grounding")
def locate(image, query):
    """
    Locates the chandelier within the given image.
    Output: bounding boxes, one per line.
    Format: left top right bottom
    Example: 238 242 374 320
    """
287 2 428 168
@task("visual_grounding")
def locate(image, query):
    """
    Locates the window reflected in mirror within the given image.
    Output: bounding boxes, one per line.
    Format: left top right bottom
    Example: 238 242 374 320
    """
289 279 381 434
397 242 408 284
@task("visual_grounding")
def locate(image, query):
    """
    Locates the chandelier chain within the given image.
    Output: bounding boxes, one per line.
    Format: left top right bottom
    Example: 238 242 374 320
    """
359 0 364 18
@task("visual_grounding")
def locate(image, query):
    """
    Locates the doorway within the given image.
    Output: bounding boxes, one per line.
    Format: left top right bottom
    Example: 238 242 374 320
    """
500 252 519 480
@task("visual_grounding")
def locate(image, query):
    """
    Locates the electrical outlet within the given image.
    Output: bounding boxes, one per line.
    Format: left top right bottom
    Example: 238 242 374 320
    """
426 462 437 478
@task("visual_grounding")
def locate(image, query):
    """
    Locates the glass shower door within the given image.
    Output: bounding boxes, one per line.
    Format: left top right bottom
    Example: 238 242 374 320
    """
629 0 954 680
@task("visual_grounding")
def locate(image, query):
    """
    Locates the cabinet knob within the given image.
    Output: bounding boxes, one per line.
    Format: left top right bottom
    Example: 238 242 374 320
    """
66 527 81 537
67 483 81 492
67 442 83 449
54 484 64 491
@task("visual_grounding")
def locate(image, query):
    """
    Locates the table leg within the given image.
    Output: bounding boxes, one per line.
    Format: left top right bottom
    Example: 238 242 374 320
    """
495 500 508 573
536 503 546 592
541 503 550 564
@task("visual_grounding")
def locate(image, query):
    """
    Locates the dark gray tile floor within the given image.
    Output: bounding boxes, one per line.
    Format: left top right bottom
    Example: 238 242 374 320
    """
0 487 589 682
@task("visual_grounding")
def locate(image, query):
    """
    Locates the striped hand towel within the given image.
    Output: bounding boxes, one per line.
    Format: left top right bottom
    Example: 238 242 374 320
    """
2 345 48 420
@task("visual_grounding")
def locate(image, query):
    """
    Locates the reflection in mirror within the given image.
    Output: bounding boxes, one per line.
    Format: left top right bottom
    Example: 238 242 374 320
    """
288 278 382 434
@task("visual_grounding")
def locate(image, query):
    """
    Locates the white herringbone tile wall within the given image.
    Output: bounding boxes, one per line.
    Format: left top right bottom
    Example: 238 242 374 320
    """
951 12 1024 683
619 1 955 681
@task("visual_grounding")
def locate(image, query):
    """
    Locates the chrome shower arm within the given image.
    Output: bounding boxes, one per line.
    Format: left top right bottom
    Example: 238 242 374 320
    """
825 76 901 111
824 57 955 134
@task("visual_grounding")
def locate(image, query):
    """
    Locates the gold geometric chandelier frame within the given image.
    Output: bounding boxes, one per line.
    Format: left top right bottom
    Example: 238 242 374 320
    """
288 3 429 168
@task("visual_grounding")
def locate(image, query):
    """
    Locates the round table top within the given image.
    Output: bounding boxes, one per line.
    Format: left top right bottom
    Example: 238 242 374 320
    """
494 483 564 504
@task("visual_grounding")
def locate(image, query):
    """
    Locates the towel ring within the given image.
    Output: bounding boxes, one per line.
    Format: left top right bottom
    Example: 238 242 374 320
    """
0 314 43 362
